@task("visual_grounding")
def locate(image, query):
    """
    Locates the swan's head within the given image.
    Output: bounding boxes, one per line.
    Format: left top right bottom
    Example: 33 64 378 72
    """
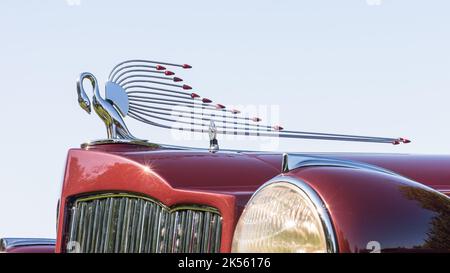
77 88 91 114
77 72 96 114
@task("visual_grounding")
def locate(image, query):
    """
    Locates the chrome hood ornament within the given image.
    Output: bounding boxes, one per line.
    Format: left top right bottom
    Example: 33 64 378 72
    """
76 59 411 146
77 72 135 139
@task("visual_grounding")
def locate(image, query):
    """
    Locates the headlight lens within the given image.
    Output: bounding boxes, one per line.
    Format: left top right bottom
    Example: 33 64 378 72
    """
232 181 334 253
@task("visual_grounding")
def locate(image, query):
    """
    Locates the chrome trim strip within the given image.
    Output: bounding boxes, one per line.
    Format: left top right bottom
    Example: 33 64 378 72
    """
252 176 339 253
281 153 398 176
80 139 412 157
81 139 160 149
73 193 220 214
0 238 55 251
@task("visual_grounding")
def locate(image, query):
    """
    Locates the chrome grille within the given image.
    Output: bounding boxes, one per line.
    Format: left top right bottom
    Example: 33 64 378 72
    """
65 193 222 253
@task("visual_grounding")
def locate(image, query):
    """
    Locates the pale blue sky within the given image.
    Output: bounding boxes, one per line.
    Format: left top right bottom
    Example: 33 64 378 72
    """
0 0 449 238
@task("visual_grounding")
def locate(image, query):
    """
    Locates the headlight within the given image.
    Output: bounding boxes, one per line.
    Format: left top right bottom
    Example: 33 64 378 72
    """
232 179 337 253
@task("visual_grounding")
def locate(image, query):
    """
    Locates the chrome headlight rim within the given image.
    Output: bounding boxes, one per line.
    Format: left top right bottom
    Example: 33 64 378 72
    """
233 176 338 253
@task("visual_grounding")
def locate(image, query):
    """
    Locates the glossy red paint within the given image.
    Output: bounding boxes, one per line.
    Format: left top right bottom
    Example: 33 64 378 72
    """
190 93 200 99
327 153 450 194
55 144 450 252
247 152 450 194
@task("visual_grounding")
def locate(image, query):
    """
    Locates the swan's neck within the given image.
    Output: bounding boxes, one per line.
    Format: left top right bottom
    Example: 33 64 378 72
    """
91 76 105 104
93 84 103 102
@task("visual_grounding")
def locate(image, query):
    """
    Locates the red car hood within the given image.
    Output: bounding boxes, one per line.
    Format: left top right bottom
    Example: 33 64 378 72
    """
86 144 450 196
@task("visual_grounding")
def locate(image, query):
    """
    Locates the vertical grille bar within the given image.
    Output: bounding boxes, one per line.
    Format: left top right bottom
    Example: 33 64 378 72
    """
64 194 222 253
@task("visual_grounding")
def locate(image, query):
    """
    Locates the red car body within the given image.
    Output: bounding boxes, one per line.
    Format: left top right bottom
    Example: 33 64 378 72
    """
48 143 450 253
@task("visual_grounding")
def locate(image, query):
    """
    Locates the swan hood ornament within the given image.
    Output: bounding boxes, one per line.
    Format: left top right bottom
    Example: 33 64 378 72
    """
76 59 411 148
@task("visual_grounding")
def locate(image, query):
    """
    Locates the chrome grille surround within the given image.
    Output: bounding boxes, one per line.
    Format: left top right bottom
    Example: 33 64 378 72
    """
64 193 222 253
